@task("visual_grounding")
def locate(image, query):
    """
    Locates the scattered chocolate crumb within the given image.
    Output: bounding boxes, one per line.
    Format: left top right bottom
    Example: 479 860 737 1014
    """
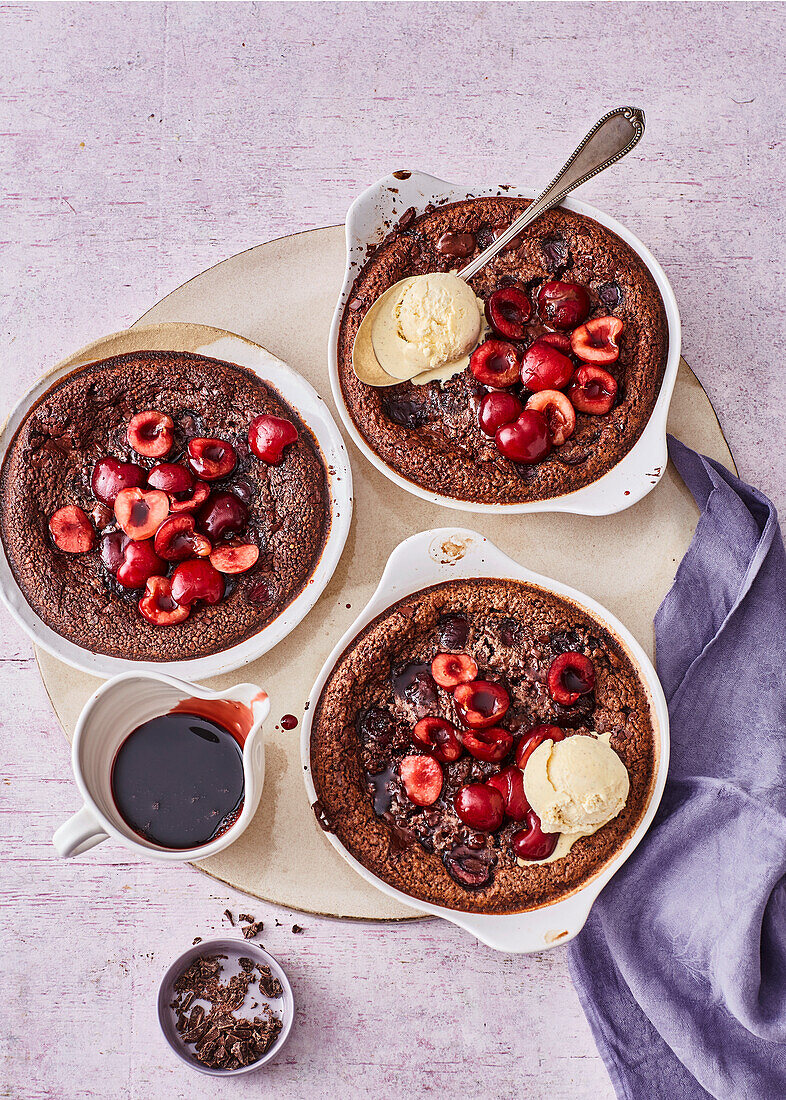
170 953 283 1070
242 921 264 940
192 937 203 945
223 909 235 926
292 925 303 934
238 913 254 924
275 920 282 927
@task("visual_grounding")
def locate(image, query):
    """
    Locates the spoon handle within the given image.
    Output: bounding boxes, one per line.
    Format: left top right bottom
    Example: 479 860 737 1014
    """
458 106 646 282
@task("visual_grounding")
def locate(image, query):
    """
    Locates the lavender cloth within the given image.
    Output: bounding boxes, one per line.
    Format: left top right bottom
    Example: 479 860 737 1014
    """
569 436 786 1100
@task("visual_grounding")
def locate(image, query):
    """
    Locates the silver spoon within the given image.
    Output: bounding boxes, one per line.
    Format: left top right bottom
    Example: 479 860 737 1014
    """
352 106 646 387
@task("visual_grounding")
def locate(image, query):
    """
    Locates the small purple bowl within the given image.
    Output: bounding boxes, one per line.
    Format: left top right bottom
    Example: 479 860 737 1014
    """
157 938 294 1076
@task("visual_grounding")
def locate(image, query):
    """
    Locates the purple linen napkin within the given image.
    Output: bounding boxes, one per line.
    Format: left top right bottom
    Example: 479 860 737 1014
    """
569 436 786 1100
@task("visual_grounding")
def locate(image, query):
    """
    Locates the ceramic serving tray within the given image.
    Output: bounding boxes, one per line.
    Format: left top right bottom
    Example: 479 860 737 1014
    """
329 170 682 516
302 527 670 952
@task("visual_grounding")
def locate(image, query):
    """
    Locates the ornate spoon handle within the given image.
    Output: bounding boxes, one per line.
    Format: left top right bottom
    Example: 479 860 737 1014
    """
458 106 646 282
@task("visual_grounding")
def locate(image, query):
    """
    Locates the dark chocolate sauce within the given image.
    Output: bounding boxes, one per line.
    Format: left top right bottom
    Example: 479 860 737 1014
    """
366 763 397 816
280 714 298 730
111 712 244 849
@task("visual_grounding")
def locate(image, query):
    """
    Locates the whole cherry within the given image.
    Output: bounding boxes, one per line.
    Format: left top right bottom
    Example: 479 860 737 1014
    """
512 810 559 861
170 558 225 606
454 783 505 832
478 391 523 437
147 462 194 496
198 492 249 541
537 281 591 329
520 342 574 392
91 457 146 506
116 539 166 589
486 765 530 821
495 410 552 464
249 415 298 464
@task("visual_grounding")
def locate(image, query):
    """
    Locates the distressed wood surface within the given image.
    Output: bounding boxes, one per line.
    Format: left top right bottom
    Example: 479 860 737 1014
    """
1 4 783 1098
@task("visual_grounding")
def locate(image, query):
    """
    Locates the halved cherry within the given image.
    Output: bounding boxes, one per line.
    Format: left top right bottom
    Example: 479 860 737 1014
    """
138 576 189 626
525 390 576 445
127 410 174 458
49 506 94 553
91 457 146 506
412 716 463 763
170 558 225 606
469 339 521 388
520 342 574 392
169 480 210 513
187 438 237 480
484 286 532 339
462 726 513 763
116 539 166 589
515 725 566 771
495 410 552 464
486 765 530 821
114 488 170 541
399 754 443 807
454 783 505 832
249 415 299 464
537 280 591 329
570 316 623 364
568 365 618 414
154 514 211 562
478 391 522 437
512 810 559 860
209 543 260 574
547 652 595 705
453 680 509 729
147 462 194 496
431 652 478 689
533 331 572 355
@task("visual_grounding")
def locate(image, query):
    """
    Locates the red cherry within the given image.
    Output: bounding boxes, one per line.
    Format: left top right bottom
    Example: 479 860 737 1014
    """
453 680 509 729
116 539 166 589
486 765 530 821
484 286 532 339
198 492 249 540
431 652 478 689
209 543 260 574
525 390 576 445
170 558 225 606
547 652 596 705
462 726 514 763
249 415 298 464
187 438 237 480
512 810 559 860
478 391 523 437
91 457 146 506
113 488 170 541
138 576 189 626
169 480 210 513
399 754 443 807
469 339 521 388
48 506 94 553
568 365 618 414
537 281 591 329
495 410 552 464
412 716 463 763
127 410 174 458
520 343 574 392
147 462 194 496
154 514 212 562
533 331 572 355
571 316 623 364
515 725 566 771
100 531 130 574
454 784 505 832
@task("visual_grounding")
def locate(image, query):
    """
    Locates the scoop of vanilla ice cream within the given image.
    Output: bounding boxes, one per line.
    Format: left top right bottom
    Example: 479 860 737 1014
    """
393 273 481 372
523 736 630 836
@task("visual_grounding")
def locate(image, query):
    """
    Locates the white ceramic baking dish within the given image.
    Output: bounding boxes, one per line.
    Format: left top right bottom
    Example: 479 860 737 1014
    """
0 322 353 680
302 528 669 953
328 170 681 515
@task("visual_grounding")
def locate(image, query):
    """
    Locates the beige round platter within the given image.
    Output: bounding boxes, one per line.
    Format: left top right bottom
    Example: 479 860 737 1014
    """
37 225 735 920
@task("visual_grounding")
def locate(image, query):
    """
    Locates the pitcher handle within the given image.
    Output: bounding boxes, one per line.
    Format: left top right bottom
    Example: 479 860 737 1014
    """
53 805 109 858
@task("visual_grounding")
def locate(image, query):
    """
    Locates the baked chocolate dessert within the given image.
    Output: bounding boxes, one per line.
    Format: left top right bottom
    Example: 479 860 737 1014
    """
337 196 669 503
0 350 330 661
310 578 657 914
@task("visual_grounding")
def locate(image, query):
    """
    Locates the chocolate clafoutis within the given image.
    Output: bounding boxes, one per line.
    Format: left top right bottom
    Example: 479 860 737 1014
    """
337 196 668 503
0 351 329 661
310 578 657 914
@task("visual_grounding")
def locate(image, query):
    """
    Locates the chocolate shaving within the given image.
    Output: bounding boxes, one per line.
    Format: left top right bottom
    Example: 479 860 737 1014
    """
242 921 264 940
238 913 254 924
223 909 235 926
170 953 283 1070
292 924 303 934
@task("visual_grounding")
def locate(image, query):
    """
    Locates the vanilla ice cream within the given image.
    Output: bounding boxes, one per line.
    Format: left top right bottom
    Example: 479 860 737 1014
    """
371 273 483 381
523 735 629 836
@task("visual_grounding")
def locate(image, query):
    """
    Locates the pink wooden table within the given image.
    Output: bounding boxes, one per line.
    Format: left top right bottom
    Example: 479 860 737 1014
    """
2 4 783 1097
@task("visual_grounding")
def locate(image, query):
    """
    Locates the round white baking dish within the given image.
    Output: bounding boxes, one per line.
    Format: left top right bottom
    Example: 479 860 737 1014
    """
328 170 681 515
302 528 669 953
0 322 353 680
